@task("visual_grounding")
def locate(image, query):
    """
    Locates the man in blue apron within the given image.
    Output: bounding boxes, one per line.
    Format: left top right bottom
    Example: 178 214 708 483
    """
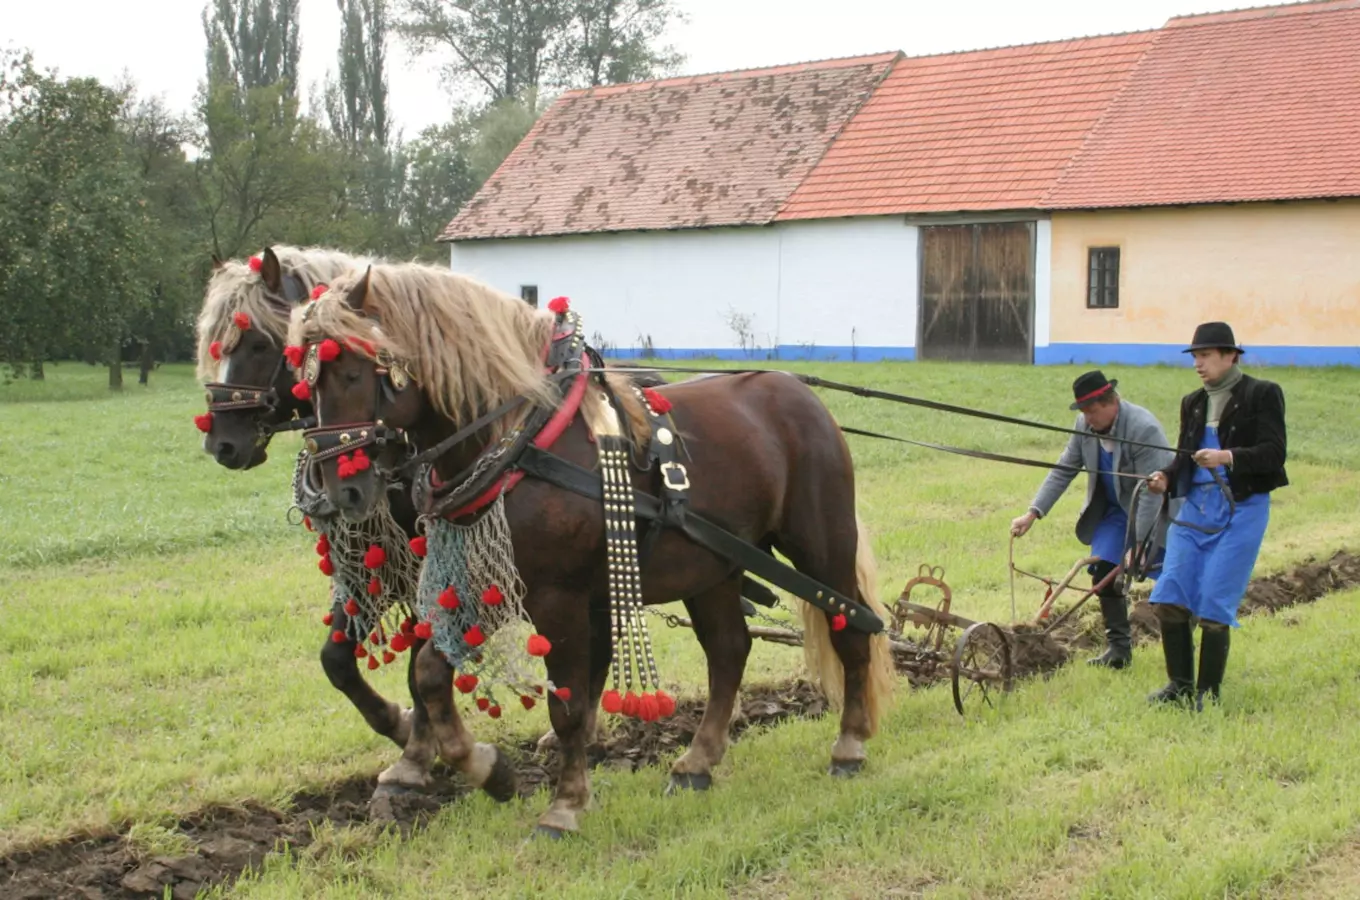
1146 322 1289 709
1012 371 1176 669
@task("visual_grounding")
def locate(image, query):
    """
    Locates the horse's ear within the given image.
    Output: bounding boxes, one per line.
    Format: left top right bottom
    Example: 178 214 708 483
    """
210 253 225 271
260 247 283 293
345 266 371 312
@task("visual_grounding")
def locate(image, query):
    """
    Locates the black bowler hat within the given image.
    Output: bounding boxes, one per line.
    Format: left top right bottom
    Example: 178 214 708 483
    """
1183 321 1245 355
1070 370 1118 410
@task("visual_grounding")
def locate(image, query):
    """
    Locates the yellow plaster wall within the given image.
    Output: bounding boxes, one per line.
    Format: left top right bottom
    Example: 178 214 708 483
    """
1050 201 1360 346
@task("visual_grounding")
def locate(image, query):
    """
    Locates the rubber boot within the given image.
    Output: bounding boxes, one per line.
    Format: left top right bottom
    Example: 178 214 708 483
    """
1147 619 1195 706
1195 626 1231 710
1088 594 1133 670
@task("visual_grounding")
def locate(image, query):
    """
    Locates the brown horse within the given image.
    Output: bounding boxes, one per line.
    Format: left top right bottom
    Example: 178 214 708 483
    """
194 245 424 751
288 262 894 837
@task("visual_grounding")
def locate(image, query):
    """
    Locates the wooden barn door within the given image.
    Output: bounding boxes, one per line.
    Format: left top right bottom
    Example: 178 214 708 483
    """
918 222 1034 363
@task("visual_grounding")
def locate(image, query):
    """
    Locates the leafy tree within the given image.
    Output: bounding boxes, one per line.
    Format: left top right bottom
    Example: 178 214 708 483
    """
203 0 302 98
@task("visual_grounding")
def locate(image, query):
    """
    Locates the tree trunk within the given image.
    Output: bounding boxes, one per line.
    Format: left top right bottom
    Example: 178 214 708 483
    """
108 343 123 391
139 341 154 385
31 359 44 380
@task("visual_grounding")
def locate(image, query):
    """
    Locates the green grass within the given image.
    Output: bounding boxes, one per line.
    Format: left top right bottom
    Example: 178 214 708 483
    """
2 362 1359 898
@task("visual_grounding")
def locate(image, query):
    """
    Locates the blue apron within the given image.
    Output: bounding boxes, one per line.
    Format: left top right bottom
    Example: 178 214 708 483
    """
1088 446 1164 579
1149 426 1270 626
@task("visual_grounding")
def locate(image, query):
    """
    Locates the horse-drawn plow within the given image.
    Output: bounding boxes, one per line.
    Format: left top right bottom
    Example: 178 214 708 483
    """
656 541 1128 717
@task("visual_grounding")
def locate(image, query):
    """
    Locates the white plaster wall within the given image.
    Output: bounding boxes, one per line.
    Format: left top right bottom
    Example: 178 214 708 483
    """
447 217 918 358
1034 217 1053 350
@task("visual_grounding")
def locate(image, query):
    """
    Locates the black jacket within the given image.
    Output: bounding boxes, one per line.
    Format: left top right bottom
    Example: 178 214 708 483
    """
1161 372 1288 501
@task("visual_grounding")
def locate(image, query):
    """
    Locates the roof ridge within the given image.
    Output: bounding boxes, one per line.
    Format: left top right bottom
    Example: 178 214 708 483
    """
887 26 1161 63
1039 30 1167 207
558 51 901 99
1166 0 1360 27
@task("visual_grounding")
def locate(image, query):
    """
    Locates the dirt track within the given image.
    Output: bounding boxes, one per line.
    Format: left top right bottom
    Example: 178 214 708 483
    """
3 552 1357 899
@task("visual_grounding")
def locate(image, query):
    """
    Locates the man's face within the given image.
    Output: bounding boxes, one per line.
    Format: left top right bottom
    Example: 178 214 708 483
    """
1192 348 1237 384
1082 397 1119 433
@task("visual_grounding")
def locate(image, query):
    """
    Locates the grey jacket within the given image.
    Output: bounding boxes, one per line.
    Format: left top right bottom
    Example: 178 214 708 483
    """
1030 399 1178 549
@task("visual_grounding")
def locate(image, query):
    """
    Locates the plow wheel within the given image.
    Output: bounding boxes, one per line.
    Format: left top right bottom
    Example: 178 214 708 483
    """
951 622 1014 716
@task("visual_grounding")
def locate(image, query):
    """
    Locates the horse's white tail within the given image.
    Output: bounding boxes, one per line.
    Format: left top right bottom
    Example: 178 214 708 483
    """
799 514 896 736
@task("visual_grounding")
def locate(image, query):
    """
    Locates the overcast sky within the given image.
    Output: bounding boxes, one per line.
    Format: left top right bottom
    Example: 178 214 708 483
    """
4 0 1287 138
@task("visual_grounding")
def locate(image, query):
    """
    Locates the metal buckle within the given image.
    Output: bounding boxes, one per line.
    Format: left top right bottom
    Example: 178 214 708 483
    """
661 461 690 491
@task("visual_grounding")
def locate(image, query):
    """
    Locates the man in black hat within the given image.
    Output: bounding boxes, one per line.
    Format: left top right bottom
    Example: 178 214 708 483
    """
1145 322 1288 709
1011 370 1176 669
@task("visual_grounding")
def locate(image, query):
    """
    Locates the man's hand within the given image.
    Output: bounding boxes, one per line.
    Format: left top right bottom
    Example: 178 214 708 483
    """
1146 471 1168 495
1192 448 1232 469
1010 511 1038 538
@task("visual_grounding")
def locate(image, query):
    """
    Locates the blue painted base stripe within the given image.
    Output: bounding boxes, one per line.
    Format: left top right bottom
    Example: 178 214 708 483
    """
1036 343 1360 367
599 345 917 362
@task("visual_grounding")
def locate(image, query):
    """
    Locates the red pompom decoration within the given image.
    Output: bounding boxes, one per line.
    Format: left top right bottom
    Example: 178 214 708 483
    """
454 674 478 694
336 454 354 480
389 633 409 653
319 556 335 576
621 691 640 718
382 650 396 665
247 256 262 273
656 690 676 717
526 634 552 657
831 613 847 632
547 296 570 315
367 655 380 671
437 587 459 609
233 311 251 330
400 617 415 635
315 535 329 557
291 381 311 401
554 687 573 702
322 611 334 626
367 577 382 596
413 621 433 640
643 387 672 415
303 516 314 532
310 283 328 301
193 412 213 433
602 690 623 714
369 630 381 645
409 536 427 557
481 584 503 606
354 644 368 659
487 705 502 719
209 340 223 361
330 629 346 644
343 598 359 616
317 339 341 362
520 695 536 710
476 697 490 712
364 544 386 569
638 693 660 722
283 345 305 368
351 448 370 473
464 625 486 648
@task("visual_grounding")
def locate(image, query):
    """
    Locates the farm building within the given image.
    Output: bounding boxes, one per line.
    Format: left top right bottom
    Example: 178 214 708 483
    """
440 0 1360 366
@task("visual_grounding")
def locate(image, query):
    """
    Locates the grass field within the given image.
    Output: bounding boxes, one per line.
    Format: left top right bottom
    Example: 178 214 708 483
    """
2 361 1359 898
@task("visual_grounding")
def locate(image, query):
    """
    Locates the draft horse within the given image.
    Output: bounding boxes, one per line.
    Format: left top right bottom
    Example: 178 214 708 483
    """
289 263 895 836
194 245 425 750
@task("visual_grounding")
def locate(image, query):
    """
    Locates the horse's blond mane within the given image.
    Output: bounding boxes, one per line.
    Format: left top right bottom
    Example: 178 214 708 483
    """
195 245 371 380
289 262 560 427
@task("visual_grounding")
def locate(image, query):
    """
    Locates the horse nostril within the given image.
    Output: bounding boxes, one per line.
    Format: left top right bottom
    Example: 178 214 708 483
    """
341 486 363 508
214 442 236 464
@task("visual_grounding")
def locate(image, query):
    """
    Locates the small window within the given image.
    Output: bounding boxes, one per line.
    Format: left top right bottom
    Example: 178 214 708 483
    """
520 285 538 307
1087 248 1120 309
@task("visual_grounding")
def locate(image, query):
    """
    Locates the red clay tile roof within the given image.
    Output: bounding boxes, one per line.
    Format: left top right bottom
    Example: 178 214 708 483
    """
1043 0 1360 208
438 53 900 241
775 33 1158 220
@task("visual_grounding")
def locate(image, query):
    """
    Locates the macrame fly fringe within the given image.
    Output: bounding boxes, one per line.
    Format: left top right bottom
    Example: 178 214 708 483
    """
413 496 560 717
291 450 419 669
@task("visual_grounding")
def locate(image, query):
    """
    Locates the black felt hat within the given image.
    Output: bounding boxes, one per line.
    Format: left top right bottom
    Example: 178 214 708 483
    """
1070 370 1118 410
1184 321 1245 355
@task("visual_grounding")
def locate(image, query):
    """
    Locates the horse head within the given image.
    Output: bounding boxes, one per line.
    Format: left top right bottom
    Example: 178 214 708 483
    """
194 246 367 469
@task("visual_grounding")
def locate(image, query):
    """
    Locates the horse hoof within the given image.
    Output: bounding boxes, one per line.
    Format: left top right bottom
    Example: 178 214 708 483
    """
828 758 865 778
532 824 568 841
481 747 519 803
372 782 420 799
665 772 713 794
